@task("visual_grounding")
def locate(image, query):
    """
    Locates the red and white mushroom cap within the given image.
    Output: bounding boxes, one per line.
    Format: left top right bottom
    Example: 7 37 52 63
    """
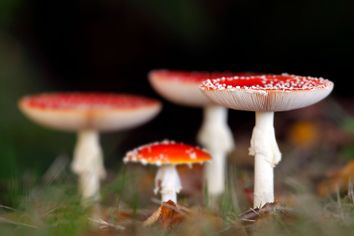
201 74 334 112
19 92 162 132
123 140 211 166
149 70 256 107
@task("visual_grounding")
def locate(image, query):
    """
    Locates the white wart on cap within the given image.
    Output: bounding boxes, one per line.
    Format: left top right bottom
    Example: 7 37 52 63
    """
201 74 334 112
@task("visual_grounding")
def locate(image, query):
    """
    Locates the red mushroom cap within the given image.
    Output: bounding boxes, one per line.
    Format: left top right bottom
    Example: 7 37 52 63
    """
200 74 334 112
19 92 161 132
123 140 211 166
149 70 256 107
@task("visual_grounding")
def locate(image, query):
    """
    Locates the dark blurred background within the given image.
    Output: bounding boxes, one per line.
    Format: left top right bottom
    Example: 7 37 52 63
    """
7 0 354 93
0 0 353 205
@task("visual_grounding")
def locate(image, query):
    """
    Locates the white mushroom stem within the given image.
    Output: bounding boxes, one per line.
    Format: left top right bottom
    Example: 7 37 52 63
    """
71 129 107 203
197 105 234 197
249 112 281 208
154 164 182 203
205 151 226 196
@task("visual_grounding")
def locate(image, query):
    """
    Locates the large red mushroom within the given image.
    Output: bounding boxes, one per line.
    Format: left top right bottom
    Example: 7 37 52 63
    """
19 92 161 203
201 74 334 207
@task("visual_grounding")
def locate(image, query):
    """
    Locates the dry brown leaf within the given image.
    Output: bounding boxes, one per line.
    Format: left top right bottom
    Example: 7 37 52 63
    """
318 161 354 196
143 200 188 228
143 206 162 226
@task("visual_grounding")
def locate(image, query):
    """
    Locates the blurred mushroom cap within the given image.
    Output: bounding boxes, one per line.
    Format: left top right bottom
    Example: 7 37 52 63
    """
149 70 256 107
19 92 161 132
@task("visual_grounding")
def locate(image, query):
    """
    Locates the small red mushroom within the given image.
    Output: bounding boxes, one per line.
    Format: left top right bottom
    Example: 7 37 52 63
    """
123 140 211 203
201 74 334 207
19 92 161 203
149 70 255 198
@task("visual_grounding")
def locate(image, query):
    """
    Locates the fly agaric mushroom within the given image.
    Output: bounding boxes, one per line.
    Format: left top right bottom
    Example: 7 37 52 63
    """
123 140 211 203
149 70 253 198
19 92 161 203
201 74 334 207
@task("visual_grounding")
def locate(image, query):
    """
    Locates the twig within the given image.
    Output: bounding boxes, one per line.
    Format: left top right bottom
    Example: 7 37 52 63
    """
42 155 69 183
88 217 125 231
239 202 295 224
0 204 17 212
348 179 354 204
0 216 38 229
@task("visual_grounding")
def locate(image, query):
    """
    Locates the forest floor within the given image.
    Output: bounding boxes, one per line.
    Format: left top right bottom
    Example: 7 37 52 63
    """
0 98 353 236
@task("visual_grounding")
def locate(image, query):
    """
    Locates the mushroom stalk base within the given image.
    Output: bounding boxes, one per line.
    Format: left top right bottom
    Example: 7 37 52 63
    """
72 129 106 203
197 105 234 197
154 165 182 203
249 112 281 208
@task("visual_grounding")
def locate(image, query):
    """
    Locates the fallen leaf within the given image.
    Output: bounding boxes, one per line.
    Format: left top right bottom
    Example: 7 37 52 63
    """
318 161 354 196
143 200 188 228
